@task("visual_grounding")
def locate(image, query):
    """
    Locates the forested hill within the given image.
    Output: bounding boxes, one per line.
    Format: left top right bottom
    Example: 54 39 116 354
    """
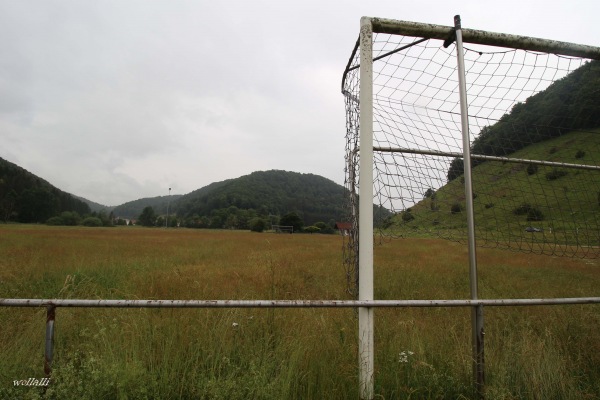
448 59 600 181
173 170 346 227
112 195 183 219
0 157 90 222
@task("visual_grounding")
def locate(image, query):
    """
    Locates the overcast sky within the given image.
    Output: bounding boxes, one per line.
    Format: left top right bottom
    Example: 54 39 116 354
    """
1 0 598 206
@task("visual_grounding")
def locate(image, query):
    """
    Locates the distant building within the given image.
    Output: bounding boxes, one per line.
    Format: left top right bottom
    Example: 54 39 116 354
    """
335 222 352 236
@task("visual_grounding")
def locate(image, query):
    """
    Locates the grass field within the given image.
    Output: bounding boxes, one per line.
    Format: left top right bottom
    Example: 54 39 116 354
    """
0 225 599 399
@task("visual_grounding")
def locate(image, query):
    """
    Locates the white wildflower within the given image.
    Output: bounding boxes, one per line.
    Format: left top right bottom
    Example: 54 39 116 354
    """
398 350 415 363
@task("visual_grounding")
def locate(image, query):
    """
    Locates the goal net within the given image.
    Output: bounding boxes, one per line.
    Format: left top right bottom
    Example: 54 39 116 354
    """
342 19 600 293
272 224 294 234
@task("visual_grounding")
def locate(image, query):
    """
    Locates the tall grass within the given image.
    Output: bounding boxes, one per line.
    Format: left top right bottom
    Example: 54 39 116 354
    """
0 225 598 399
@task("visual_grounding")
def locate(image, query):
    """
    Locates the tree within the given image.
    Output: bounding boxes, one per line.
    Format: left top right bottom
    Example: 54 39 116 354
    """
138 206 157 227
279 212 304 233
304 226 320 234
315 221 334 234
424 188 436 199
447 158 464 182
82 217 103 227
401 210 415 222
0 189 17 222
60 211 81 226
18 188 58 223
249 217 267 232
424 188 438 211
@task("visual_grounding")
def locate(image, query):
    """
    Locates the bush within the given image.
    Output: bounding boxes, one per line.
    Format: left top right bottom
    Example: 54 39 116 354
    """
314 221 334 234
526 163 538 175
575 149 585 159
61 211 81 226
513 204 544 221
401 211 415 222
46 216 64 226
513 203 532 215
546 169 568 181
450 203 462 214
82 217 103 227
304 226 320 234
526 207 544 221
249 217 267 233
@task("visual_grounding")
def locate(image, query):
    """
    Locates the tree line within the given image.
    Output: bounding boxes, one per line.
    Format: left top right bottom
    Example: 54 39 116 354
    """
136 205 336 234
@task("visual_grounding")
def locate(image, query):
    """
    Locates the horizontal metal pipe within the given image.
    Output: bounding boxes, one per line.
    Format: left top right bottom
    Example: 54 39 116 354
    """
1 298 599 308
373 146 600 171
368 17 600 60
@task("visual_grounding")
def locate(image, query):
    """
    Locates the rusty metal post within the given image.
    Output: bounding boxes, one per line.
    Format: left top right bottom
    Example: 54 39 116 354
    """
44 305 56 378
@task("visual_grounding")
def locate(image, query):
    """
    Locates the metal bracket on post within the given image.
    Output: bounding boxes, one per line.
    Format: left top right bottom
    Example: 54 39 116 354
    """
453 14 485 398
45 305 56 379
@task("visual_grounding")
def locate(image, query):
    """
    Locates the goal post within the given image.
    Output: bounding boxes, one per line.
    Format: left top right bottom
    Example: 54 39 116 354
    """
343 15 600 399
271 224 294 234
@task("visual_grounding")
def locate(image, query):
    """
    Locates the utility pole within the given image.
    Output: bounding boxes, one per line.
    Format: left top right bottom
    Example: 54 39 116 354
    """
166 187 171 228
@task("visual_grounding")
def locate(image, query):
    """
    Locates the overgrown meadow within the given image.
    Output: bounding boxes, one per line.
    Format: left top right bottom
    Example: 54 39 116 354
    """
0 225 598 399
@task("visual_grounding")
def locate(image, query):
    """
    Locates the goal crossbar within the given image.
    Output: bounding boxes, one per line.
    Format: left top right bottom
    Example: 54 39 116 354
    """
370 17 600 59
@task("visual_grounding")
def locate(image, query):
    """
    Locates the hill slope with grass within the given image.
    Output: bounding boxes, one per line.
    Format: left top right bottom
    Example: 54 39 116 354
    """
391 130 600 253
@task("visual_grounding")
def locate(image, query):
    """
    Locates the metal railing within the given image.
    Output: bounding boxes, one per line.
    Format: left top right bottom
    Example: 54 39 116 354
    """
2 296 599 382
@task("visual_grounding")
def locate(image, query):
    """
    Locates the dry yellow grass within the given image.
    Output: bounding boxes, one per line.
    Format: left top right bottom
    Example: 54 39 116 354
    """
0 225 598 399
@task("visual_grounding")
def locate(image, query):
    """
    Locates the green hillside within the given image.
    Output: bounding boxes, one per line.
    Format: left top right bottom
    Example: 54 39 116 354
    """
0 157 91 223
448 60 600 181
390 130 600 255
174 170 346 228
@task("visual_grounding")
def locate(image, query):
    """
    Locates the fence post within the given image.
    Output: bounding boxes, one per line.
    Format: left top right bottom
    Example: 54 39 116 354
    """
45 305 56 378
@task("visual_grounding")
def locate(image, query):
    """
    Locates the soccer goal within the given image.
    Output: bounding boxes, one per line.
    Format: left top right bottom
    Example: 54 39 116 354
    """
342 15 600 399
271 224 294 234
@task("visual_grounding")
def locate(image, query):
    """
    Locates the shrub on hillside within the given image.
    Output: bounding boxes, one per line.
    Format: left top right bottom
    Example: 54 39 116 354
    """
546 169 568 181
513 203 544 221
526 163 538 175
575 149 585 159
526 207 544 221
450 203 462 214
513 203 533 215
401 210 415 222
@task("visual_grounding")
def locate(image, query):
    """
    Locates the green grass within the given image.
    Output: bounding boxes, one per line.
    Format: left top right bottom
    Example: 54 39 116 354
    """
0 225 599 399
